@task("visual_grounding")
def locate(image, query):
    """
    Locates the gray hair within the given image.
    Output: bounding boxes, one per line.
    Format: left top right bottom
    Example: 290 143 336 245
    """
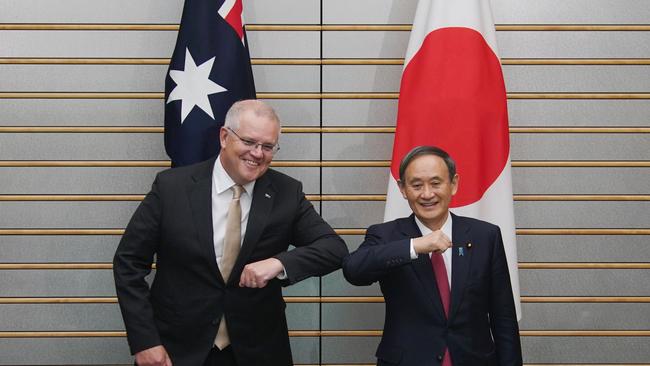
224 99 281 138
398 145 456 182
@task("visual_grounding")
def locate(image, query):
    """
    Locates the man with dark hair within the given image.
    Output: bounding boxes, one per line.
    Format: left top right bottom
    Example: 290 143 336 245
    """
343 145 522 366
114 100 348 366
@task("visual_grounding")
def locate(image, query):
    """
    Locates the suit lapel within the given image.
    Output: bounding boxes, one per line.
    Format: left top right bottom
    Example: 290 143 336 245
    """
188 157 223 282
401 215 447 319
228 172 276 286
449 213 473 321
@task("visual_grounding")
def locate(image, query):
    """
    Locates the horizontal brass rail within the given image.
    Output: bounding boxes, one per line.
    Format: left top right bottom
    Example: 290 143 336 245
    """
3 24 650 31
327 296 650 304
321 330 650 336
0 229 125 235
522 297 650 303
0 126 326 133
0 330 648 338
3 228 648 236
319 24 650 32
338 229 650 236
509 127 650 133
3 57 650 66
520 330 650 336
0 127 165 133
2 296 649 304
0 195 146 201
518 263 650 269
0 161 649 168
2 92 650 100
500 25 650 32
0 297 118 304
0 194 385 201
1 126 650 134
1 263 648 270
0 92 166 99
0 331 127 338
507 93 650 100
0 362 636 366
0 161 172 167
513 195 650 201
503 58 650 65
0 24 183 31
0 58 173 65
0 263 115 269
0 297 342 304
517 229 650 235
511 161 650 167
301 364 645 366
524 365 650 366
1 194 648 202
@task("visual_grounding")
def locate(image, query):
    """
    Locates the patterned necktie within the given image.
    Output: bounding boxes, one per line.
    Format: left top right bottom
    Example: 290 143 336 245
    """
431 252 452 366
214 184 243 349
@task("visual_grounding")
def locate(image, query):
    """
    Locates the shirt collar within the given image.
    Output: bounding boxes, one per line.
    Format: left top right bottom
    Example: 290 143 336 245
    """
213 156 255 196
414 211 452 240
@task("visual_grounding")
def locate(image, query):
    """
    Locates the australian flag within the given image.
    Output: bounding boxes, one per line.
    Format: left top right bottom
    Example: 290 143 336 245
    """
164 0 256 167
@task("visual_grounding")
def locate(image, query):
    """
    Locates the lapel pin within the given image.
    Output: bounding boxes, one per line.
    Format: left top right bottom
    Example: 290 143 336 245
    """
467 242 472 250
458 247 464 256
264 193 271 199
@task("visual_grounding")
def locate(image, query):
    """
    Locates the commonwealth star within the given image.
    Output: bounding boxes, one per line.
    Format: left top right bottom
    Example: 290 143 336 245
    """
167 47 227 124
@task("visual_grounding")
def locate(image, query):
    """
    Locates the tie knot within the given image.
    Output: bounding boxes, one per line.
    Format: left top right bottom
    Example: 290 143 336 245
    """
231 184 244 200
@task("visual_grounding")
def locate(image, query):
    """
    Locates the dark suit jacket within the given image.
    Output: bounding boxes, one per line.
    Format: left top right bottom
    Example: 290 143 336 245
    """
343 213 522 366
113 157 348 366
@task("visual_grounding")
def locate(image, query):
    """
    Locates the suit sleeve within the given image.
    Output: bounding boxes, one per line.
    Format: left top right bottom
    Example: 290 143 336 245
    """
489 227 523 365
274 182 349 284
113 176 163 354
342 224 413 286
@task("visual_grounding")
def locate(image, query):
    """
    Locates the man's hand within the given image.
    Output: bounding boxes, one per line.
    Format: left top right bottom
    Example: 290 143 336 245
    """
239 258 284 288
413 230 452 254
135 345 172 366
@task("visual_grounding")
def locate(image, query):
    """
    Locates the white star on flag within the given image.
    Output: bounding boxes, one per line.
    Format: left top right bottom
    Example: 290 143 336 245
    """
167 47 227 124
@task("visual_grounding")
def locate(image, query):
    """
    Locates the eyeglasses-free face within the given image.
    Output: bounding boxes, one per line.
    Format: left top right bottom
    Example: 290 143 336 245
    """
398 154 458 231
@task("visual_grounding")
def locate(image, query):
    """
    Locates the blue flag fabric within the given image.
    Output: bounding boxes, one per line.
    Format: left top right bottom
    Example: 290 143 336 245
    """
164 0 256 167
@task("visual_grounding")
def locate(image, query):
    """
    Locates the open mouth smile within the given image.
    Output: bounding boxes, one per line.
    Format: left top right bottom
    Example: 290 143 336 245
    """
243 159 261 167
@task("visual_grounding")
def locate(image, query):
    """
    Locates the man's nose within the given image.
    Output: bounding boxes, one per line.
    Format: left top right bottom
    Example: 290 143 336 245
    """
249 144 264 157
421 185 435 198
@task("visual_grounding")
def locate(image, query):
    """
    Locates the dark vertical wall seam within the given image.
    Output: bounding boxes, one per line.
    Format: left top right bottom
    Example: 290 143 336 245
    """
318 0 324 364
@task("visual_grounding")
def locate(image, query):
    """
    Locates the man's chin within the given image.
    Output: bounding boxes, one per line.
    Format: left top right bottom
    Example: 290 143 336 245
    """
416 208 444 221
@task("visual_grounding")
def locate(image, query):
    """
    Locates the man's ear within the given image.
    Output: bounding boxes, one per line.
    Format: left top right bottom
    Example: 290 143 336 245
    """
451 174 459 196
219 127 228 147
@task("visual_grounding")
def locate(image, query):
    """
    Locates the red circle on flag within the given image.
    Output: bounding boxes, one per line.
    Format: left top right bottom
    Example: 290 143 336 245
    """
390 27 510 207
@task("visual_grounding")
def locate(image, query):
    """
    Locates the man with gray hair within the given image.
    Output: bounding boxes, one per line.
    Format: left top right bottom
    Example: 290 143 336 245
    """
114 100 348 366
343 145 522 366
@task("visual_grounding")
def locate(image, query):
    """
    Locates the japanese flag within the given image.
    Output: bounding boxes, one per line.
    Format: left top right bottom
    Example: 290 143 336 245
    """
384 0 521 318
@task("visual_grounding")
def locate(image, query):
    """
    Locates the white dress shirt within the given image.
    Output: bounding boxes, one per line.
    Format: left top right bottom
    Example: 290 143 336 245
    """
212 157 255 269
409 212 453 288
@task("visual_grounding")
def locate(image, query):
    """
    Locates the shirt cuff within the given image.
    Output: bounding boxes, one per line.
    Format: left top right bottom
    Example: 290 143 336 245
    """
276 265 288 280
409 239 418 260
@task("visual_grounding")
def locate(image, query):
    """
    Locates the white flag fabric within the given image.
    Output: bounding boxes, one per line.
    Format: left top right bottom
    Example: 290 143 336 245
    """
384 0 521 319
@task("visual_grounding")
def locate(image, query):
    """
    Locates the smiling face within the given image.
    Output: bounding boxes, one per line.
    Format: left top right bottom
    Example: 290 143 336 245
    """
398 154 459 230
219 109 280 185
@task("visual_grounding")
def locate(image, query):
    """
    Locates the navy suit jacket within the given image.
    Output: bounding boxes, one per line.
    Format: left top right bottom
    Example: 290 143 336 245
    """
114 157 348 366
343 213 522 366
